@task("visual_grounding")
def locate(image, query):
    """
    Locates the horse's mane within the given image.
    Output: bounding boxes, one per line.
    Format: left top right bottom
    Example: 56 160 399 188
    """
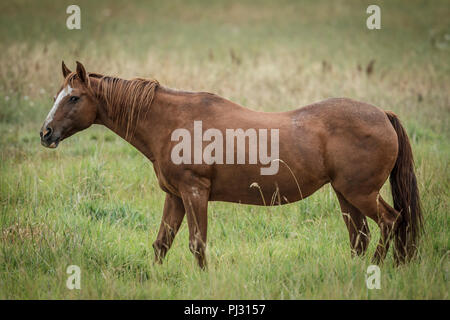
64 72 159 140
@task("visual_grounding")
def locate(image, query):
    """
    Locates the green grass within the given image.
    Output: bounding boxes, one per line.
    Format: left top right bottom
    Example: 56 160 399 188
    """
0 0 449 299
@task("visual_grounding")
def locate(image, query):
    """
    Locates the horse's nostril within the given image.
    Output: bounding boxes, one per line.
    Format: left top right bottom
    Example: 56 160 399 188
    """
43 127 52 139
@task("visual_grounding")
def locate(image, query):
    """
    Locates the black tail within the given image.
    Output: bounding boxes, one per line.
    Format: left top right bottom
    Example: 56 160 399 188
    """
386 111 423 264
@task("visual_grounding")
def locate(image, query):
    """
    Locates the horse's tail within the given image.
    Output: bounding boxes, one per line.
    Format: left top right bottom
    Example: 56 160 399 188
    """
386 111 423 263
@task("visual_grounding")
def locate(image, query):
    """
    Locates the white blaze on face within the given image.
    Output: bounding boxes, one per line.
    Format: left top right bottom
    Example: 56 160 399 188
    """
44 85 73 128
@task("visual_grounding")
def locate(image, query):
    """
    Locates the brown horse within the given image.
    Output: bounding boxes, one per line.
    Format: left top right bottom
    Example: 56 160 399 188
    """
40 61 423 269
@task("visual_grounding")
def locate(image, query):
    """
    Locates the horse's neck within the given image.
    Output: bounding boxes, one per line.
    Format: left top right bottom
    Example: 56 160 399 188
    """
95 96 156 161
94 84 199 162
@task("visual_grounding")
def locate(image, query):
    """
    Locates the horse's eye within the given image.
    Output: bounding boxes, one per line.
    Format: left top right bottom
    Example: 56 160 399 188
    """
69 96 80 103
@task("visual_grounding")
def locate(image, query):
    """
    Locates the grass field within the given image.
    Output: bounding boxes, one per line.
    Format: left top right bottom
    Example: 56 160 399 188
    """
0 0 449 299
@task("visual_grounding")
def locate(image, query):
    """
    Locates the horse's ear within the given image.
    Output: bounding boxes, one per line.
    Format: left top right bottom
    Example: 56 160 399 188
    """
76 61 88 84
62 61 71 78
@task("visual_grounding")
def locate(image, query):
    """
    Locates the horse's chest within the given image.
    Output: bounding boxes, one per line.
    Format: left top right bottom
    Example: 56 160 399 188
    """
152 162 179 195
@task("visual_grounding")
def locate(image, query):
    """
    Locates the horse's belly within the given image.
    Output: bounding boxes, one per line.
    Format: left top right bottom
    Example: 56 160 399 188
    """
209 165 328 205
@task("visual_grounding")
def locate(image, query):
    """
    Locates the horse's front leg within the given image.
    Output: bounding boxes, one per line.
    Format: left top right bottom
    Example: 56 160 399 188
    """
152 193 185 264
179 176 211 269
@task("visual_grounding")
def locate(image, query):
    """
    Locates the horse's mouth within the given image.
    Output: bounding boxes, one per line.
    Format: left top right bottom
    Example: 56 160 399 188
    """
41 137 60 149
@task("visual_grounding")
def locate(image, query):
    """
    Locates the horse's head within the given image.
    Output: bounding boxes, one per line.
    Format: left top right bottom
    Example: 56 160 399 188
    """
40 61 98 148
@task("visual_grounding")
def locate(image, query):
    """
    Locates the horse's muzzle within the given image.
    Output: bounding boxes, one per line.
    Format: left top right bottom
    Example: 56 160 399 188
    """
40 126 60 148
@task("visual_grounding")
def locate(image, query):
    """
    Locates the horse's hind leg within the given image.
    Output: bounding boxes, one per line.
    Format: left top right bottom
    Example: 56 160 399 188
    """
153 193 186 264
372 196 402 264
339 191 401 264
333 189 370 256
